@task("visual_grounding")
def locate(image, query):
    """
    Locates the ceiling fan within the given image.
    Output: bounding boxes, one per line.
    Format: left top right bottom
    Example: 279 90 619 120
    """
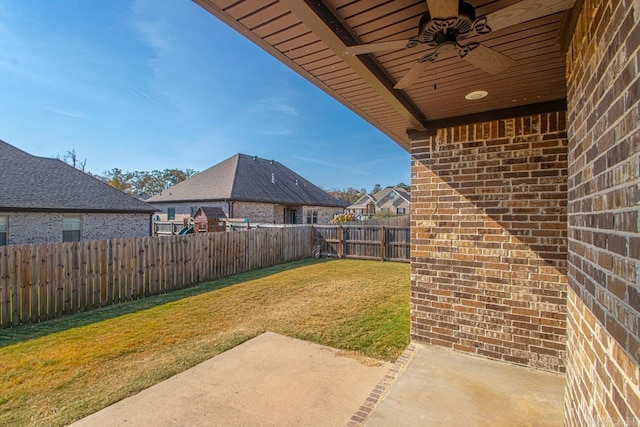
343 0 575 89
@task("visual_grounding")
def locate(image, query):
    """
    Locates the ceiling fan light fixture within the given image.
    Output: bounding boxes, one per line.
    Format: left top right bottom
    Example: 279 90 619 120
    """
465 90 488 100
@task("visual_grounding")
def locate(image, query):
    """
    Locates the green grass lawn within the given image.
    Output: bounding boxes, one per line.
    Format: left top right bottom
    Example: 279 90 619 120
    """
0 259 409 427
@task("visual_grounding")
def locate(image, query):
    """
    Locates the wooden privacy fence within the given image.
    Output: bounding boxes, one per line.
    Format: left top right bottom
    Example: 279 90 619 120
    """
0 227 312 328
313 225 410 262
342 215 410 227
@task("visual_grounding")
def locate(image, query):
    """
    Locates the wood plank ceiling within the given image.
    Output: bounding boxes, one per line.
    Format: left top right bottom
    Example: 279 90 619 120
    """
193 0 573 151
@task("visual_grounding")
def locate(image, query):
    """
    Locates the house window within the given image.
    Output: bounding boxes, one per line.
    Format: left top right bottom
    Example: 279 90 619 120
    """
390 191 395 200
63 216 82 242
0 216 7 246
306 210 318 224
167 207 176 221
397 207 406 215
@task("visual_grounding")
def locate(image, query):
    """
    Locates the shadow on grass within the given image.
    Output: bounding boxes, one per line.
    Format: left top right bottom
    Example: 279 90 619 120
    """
0 258 331 348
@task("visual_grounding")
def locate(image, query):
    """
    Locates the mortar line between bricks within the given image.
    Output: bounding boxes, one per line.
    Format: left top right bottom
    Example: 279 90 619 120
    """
345 343 419 427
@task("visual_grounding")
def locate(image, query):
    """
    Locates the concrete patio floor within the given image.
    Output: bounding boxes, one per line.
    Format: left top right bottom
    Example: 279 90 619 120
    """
70 332 390 427
360 343 565 427
71 332 565 426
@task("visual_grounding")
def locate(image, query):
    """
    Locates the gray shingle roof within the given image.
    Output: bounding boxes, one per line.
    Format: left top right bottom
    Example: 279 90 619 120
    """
195 207 227 219
147 154 349 208
0 140 157 213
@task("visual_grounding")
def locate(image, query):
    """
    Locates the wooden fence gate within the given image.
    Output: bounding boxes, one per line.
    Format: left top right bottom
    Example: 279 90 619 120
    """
312 225 410 262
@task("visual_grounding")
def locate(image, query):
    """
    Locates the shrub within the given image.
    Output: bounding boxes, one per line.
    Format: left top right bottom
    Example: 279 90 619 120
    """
330 212 356 223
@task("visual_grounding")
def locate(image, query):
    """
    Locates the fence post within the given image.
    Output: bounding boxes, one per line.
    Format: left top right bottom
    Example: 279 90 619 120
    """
381 226 386 261
338 226 344 259
309 225 315 258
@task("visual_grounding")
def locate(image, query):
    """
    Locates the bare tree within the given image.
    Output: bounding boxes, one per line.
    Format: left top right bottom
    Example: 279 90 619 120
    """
56 149 87 172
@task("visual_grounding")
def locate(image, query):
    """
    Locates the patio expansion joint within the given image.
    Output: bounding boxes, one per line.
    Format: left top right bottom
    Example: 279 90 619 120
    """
345 342 419 427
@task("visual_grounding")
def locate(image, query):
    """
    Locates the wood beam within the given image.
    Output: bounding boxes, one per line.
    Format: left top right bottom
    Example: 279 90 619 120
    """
280 0 428 131
559 0 585 53
414 99 567 132
406 129 437 141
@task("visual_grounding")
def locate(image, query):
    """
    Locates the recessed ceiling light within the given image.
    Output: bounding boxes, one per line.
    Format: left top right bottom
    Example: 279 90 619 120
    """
465 90 488 100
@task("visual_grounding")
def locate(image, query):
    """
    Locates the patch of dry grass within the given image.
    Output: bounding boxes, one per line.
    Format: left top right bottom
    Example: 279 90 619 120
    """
0 259 409 426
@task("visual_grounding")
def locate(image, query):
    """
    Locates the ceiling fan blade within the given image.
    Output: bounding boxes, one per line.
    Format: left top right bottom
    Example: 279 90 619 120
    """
426 0 459 19
343 39 412 56
462 44 515 75
486 0 576 33
394 60 434 90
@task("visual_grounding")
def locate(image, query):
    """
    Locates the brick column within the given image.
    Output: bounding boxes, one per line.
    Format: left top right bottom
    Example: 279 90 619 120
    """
410 113 568 372
564 0 640 424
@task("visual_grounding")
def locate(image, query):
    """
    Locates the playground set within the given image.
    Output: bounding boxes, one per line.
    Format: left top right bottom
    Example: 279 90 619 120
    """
177 207 227 235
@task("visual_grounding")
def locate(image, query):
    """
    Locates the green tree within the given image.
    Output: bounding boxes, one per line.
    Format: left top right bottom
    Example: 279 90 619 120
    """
395 182 411 191
371 183 382 193
323 186 367 204
373 209 395 219
97 168 198 195
101 168 134 193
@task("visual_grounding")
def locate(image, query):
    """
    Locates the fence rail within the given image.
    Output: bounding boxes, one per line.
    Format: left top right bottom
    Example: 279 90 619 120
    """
341 215 410 227
0 225 409 329
313 225 410 262
153 221 184 235
0 227 312 328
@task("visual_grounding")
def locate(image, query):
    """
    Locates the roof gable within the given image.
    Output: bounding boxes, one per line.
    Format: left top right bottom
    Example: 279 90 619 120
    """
0 140 157 213
148 154 238 202
194 206 227 219
147 153 349 208
349 193 376 208
348 187 410 210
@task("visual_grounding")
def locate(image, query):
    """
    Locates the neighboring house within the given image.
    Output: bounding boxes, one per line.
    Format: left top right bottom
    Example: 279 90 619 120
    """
0 140 158 245
347 187 410 218
146 154 349 224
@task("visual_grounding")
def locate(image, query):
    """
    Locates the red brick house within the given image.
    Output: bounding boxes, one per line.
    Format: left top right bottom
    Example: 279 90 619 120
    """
194 0 640 424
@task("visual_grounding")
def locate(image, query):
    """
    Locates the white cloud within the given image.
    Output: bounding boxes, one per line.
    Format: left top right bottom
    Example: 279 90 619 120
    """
257 127 294 136
47 108 86 118
247 96 298 117
130 0 175 51
240 96 299 136
130 88 156 104
294 155 367 175
263 97 297 116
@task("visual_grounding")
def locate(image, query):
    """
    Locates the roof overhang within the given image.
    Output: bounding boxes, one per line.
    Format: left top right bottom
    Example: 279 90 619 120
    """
0 207 159 214
194 0 582 151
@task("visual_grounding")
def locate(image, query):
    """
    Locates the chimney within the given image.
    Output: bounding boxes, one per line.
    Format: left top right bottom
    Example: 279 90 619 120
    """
271 173 275 184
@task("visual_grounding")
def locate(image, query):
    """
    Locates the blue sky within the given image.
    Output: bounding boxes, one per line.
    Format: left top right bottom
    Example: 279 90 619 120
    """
0 0 410 191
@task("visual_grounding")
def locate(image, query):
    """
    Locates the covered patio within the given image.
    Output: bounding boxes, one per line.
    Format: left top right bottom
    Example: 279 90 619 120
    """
193 0 640 425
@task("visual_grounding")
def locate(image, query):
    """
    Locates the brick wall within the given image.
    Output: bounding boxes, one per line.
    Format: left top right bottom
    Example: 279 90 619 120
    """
82 213 151 240
7 212 62 244
234 201 277 223
410 113 568 372
565 0 640 423
149 201 343 225
302 205 344 224
4 212 151 244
